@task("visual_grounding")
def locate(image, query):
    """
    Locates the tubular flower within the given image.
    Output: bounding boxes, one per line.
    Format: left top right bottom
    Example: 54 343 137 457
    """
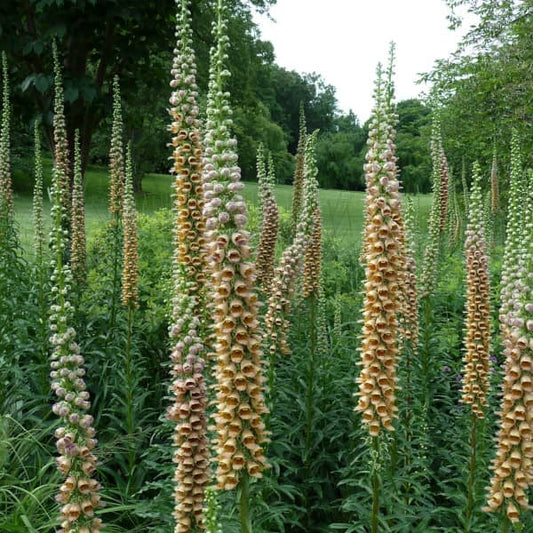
52 43 71 230
490 148 499 215
355 64 405 437
33 121 45 259
255 154 279 295
109 76 125 219
264 132 319 355
0 53 13 219
167 2 209 529
203 3 269 490
290 103 307 236
121 145 139 309
485 163 533 523
499 131 526 338
70 131 86 285
460 162 491 418
420 114 443 298
438 146 449 234
401 196 419 351
49 108 102 533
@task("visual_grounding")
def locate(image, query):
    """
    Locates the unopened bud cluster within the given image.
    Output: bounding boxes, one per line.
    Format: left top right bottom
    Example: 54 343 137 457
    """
109 77 125 219
291 106 307 235
52 44 71 225
460 162 491 417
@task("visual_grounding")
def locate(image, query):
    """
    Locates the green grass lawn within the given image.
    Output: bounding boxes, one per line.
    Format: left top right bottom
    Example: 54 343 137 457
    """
13 162 432 251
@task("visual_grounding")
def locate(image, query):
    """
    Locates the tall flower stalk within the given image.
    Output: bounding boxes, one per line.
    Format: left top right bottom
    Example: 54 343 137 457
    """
255 149 279 295
438 145 449 234
202 3 269 529
356 62 404 438
290 103 307 237
0 52 13 222
49 77 102 533
460 162 491 527
121 144 138 310
70 130 86 286
499 131 525 338
355 57 405 533
33 121 45 260
420 114 443 298
166 1 209 530
264 131 318 360
33 120 49 395
402 197 419 353
108 77 125 330
490 146 499 215
52 43 71 241
485 135 532 528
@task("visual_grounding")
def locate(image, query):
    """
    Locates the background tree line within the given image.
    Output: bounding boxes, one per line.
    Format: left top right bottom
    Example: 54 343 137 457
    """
11 0 529 194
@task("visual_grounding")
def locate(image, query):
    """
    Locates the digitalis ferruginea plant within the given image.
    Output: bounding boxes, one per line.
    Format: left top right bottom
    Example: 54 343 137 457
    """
70 131 87 285
255 153 279 295
355 64 405 437
402 196 419 352
52 43 71 235
291 104 307 236
0 53 13 220
202 0 269 492
485 140 532 525
420 115 443 299
460 162 491 418
49 76 102 533
264 131 319 356
166 1 209 529
121 145 139 309
109 76 125 220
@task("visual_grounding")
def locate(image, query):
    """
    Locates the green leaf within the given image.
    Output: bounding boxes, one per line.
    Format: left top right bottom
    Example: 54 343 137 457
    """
64 85 79 102
33 74 50 93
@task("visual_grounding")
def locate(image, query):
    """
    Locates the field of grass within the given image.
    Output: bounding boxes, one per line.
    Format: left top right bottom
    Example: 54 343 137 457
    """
13 162 432 250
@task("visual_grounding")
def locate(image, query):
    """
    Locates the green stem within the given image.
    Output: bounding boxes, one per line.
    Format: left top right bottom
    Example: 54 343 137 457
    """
125 304 134 476
238 472 252 533
371 436 381 533
465 412 477 531
304 293 317 524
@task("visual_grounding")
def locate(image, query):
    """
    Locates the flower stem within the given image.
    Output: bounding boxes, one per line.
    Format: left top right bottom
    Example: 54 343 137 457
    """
465 412 477 531
304 293 317 525
238 472 251 533
371 436 381 533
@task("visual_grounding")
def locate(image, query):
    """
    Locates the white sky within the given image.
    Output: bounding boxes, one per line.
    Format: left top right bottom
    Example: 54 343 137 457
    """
254 0 473 122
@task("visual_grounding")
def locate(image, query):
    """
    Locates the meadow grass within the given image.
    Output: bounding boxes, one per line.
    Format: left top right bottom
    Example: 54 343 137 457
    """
13 162 432 251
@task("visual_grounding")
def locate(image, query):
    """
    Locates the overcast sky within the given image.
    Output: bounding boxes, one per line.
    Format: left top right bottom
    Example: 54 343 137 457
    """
254 0 473 122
